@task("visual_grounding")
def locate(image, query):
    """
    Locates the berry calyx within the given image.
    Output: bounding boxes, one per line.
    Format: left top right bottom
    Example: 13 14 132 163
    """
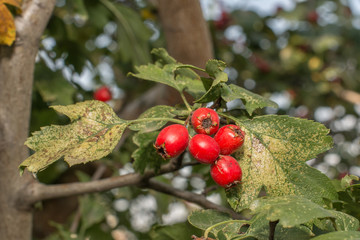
210 155 242 188
191 108 220 135
154 124 189 159
214 124 245 155
189 134 220 164
94 86 112 102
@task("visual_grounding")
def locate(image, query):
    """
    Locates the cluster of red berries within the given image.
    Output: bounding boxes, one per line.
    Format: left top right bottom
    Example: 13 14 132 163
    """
154 108 244 188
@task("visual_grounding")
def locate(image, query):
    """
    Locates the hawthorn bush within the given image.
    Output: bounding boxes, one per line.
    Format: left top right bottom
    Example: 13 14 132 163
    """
20 49 360 239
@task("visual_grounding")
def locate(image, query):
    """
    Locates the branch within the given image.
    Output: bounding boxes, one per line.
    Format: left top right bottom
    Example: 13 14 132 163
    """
17 157 191 209
143 179 244 219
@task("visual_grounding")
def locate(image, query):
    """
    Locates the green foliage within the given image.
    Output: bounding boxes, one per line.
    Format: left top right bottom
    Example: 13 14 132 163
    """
188 210 245 239
24 45 360 239
131 131 163 173
149 222 203 240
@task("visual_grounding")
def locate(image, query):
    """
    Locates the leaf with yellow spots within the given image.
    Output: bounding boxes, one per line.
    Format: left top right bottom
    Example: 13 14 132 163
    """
19 100 129 174
243 196 358 239
226 115 337 212
0 0 22 46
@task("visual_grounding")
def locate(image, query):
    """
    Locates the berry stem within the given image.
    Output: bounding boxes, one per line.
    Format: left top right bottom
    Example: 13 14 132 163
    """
204 219 248 239
180 91 193 112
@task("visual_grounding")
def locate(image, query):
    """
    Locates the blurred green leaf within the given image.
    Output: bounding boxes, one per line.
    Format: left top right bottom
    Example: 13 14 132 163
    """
150 222 203 240
131 131 163 173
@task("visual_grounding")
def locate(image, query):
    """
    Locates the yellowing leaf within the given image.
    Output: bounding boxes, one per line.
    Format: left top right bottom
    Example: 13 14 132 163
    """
20 101 128 174
0 0 22 46
226 115 337 211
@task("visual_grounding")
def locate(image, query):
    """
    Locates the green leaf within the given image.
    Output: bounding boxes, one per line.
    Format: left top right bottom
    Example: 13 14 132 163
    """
188 209 231 230
79 194 108 233
221 84 278 115
131 131 163 173
341 175 359 189
20 101 128 174
188 210 244 239
226 115 336 211
329 210 359 231
35 67 76 105
128 105 177 132
150 222 203 240
205 59 227 78
129 63 179 90
311 231 360 240
102 0 151 66
244 212 313 240
151 48 177 65
250 196 333 228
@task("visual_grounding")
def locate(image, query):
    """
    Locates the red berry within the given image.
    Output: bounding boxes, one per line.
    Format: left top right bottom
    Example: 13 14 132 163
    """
94 86 112 102
214 125 245 155
154 124 189 159
307 11 318 24
191 108 220 135
211 155 242 188
214 11 231 30
189 134 220 164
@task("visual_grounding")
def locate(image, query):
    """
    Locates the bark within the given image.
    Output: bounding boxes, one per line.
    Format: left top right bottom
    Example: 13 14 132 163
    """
157 0 213 68
0 1 56 239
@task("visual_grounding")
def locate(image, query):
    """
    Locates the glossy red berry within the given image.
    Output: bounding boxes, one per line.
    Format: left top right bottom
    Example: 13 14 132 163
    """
214 124 245 155
94 86 112 102
191 108 220 135
211 155 242 188
154 124 189 159
189 134 220 164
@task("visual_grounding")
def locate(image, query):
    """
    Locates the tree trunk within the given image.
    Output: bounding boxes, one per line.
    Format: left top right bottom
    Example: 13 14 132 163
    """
120 0 213 119
0 1 56 239
157 0 213 68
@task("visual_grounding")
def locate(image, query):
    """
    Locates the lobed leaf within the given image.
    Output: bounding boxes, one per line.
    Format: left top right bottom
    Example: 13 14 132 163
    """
20 101 128 174
221 84 278 115
226 115 336 211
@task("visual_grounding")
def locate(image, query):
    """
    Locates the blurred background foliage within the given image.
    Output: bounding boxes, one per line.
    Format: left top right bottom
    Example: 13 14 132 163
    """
31 0 360 239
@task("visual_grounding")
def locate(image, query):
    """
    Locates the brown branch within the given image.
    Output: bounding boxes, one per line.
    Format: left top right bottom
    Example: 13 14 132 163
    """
17 158 240 221
332 84 360 105
17 157 188 209
143 179 244 219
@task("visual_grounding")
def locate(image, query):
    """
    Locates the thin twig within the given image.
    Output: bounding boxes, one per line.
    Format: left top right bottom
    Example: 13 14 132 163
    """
143 179 243 219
